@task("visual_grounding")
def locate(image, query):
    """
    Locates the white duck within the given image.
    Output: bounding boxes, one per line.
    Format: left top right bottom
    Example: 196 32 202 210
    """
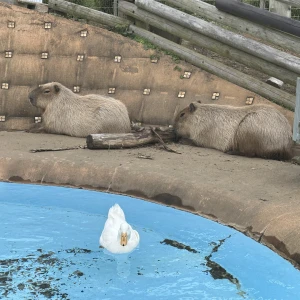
100 204 140 254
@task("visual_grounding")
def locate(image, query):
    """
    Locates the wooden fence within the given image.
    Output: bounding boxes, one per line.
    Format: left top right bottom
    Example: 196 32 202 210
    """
47 0 300 110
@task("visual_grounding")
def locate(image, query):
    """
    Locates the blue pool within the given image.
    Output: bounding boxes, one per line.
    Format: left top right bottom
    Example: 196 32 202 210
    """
0 182 299 300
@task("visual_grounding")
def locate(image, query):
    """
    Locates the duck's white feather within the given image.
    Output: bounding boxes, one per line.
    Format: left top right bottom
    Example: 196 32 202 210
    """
100 204 140 254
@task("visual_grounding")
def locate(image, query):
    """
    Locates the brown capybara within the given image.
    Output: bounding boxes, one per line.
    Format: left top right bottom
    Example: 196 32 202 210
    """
28 82 131 137
174 102 293 160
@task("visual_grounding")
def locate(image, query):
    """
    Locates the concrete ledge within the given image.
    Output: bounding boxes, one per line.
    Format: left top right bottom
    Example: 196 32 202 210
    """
1 131 300 268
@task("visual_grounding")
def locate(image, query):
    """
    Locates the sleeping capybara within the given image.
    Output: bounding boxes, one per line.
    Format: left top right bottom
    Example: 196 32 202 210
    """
174 102 292 160
28 82 131 137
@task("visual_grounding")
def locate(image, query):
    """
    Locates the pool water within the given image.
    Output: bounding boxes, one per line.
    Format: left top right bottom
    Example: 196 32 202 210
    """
0 182 299 300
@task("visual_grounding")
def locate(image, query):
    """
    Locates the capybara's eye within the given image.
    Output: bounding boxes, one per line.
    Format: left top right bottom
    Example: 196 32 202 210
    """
44 89 50 94
180 112 185 118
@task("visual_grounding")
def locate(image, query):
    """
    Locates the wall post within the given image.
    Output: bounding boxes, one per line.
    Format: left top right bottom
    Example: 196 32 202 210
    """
293 78 300 143
269 0 291 17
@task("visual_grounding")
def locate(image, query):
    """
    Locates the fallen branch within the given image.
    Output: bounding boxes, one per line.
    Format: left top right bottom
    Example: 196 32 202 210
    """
30 146 86 153
150 127 181 154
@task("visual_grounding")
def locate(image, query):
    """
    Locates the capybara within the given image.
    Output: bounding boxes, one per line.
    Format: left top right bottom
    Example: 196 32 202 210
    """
174 102 293 160
28 82 131 137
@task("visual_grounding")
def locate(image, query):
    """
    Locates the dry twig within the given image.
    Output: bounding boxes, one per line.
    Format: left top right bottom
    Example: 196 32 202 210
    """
30 146 86 153
150 127 181 154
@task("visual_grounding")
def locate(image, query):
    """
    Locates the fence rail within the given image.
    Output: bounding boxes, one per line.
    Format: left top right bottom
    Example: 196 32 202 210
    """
120 1 298 87
163 0 300 56
133 0 298 108
49 0 300 109
129 25 295 110
215 0 300 36
48 0 129 26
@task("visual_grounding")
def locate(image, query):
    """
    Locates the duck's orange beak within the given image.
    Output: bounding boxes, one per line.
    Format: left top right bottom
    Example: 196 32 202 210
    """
120 233 128 246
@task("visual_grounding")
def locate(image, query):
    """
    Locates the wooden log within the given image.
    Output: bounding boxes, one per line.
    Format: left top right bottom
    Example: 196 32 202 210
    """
129 25 296 110
135 0 300 75
163 0 300 55
119 1 298 86
86 127 175 149
215 0 300 37
87 131 154 149
48 0 130 27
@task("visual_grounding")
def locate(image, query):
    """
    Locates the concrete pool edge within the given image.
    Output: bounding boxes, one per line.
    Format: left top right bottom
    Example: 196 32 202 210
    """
1 147 300 269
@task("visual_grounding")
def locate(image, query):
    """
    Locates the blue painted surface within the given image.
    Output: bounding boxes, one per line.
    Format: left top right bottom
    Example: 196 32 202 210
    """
0 182 299 300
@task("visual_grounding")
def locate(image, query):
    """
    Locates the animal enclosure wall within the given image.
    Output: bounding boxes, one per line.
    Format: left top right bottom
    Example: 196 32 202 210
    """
0 2 294 131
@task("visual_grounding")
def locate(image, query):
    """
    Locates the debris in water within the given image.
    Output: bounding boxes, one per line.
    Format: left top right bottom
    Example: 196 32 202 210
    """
160 238 198 253
0 247 99 299
205 235 247 298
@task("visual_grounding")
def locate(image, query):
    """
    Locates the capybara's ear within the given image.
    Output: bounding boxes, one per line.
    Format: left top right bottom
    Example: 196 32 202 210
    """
197 100 201 103
189 103 197 113
54 84 60 93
